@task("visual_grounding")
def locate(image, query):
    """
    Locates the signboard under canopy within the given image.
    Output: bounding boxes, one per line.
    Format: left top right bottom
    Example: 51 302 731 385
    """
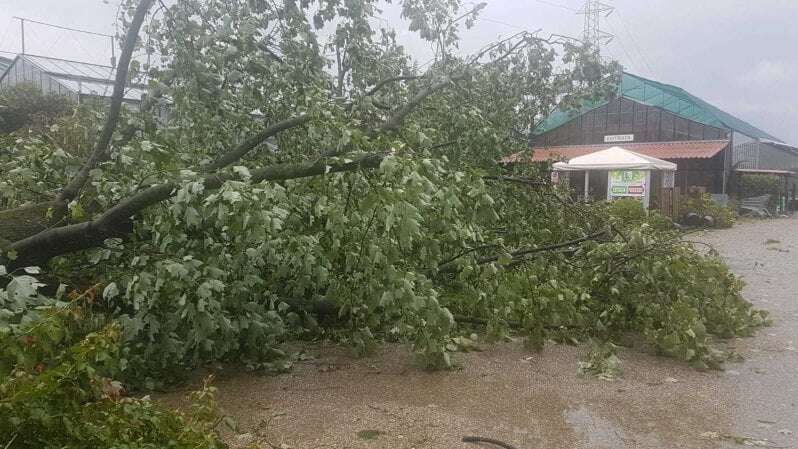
608 170 647 198
551 146 676 209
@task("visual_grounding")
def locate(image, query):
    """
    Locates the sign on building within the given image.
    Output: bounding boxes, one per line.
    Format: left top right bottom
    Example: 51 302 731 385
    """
604 134 635 143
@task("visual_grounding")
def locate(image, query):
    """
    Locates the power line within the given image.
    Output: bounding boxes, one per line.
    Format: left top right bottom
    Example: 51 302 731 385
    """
11 16 113 38
478 16 529 31
12 16 116 66
612 10 658 75
604 21 642 73
533 0 579 12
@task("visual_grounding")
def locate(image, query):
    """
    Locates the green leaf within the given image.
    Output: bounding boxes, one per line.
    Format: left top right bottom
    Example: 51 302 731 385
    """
103 282 120 300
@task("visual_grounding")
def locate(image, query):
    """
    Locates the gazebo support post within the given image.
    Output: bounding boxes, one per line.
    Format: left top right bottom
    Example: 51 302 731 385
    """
584 170 590 202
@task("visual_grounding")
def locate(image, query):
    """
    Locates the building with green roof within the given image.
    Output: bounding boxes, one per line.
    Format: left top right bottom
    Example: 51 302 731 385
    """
513 71 793 205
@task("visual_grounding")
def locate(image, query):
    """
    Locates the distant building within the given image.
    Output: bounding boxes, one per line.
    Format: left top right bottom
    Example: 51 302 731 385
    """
0 56 12 77
505 72 789 200
0 53 146 106
733 140 798 172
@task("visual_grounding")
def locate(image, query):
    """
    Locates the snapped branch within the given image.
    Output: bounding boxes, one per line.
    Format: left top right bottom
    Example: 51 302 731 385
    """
57 0 155 203
4 153 386 269
203 115 311 171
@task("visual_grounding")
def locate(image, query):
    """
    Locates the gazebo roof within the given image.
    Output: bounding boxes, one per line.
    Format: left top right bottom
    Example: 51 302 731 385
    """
552 146 677 171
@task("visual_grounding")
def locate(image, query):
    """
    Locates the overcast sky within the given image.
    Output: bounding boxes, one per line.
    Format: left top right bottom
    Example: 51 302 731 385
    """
1 0 797 144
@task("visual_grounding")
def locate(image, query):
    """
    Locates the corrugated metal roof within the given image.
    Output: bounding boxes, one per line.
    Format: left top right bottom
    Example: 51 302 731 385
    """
735 168 795 176
503 140 730 163
23 54 115 80
535 72 780 142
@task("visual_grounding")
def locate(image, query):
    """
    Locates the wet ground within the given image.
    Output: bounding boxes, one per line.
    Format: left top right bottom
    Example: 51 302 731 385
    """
161 217 798 449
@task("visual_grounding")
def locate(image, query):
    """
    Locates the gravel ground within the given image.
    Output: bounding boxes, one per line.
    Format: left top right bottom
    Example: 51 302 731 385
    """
160 217 798 449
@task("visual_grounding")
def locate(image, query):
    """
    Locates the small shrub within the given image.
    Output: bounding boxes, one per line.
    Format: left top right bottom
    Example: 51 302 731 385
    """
0 83 74 134
607 198 647 223
738 174 781 198
679 194 736 228
738 174 781 209
606 198 673 231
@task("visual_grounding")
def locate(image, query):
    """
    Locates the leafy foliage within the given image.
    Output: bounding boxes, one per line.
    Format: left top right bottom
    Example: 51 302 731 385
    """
0 274 231 448
0 83 74 134
679 193 736 228
578 341 622 380
738 174 782 198
448 217 767 369
737 174 782 209
0 2 770 445
606 198 673 231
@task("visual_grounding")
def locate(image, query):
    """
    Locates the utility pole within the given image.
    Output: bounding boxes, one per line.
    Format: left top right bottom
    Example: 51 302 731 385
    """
578 0 614 55
16 17 26 54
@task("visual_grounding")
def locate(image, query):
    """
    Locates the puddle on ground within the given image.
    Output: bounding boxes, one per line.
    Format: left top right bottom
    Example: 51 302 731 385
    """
565 405 664 449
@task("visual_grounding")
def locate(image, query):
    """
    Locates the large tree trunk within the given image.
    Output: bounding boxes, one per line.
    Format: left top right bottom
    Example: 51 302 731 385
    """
0 201 67 245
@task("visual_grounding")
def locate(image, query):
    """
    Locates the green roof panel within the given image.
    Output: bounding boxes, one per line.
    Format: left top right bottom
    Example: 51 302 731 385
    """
535 72 780 142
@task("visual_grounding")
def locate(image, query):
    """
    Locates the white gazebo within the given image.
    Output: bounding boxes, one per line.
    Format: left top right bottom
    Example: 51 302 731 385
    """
552 146 677 208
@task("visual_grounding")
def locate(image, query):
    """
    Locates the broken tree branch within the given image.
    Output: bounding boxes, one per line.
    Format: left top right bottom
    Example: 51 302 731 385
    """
203 115 311 171
436 229 609 274
482 175 548 186
4 153 386 268
57 0 155 203
365 75 425 97
380 73 469 132
462 436 518 449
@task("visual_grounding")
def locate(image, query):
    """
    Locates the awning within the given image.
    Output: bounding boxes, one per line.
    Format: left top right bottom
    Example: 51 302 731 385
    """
503 139 729 163
552 146 677 171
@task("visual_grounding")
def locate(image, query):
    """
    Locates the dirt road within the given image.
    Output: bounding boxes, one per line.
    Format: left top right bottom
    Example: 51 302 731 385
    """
163 218 798 449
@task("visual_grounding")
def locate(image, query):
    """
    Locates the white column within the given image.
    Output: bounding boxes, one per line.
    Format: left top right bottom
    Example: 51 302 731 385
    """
584 170 590 202
643 170 651 209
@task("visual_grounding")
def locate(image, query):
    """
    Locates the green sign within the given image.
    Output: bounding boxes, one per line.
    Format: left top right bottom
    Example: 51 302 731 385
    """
609 170 646 198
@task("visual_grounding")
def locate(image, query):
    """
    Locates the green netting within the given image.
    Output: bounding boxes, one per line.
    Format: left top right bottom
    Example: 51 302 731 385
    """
535 72 780 142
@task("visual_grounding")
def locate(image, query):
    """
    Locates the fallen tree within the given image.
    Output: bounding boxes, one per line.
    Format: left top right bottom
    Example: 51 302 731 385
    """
0 3 771 447
0 0 764 395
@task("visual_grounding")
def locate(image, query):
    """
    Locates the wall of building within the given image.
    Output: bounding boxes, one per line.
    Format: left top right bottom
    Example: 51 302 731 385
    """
673 152 726 194
733 142 798 171
532 97 729 147
0 58 78 101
